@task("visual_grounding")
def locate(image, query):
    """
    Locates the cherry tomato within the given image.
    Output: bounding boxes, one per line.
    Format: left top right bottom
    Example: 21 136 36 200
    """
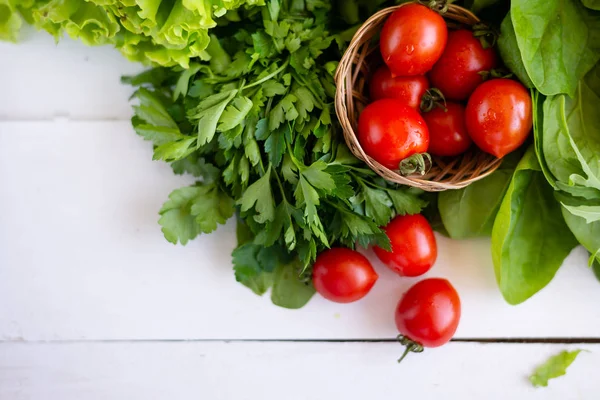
429 29 499 101
396 278 461 349
465 79 532 158
373 214 437 277
369 65 430 109
358 98 429 170
312 248 378 303
423 102 472 157
380 4 448 76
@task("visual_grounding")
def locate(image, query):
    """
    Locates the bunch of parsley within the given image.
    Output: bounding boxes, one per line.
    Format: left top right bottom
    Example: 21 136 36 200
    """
124 0 425 308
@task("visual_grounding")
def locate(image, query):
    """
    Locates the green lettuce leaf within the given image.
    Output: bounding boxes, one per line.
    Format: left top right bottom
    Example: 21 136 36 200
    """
2 0 265 66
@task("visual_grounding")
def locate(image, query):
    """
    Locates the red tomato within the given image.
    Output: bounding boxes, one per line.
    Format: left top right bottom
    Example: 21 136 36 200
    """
358 99 429 170
312 248 378 303
423 102 472 157
369 65 430 109
429 29 499 100
465 79 532 158
396 278 461 348
380 4 448 76
373 214 437 277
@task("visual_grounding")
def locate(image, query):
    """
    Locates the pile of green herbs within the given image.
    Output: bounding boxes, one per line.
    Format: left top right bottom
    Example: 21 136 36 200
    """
435 0 600 304
124 0 426 308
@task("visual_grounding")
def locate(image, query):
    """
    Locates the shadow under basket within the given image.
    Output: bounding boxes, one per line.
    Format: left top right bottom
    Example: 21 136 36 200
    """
334 3 503 192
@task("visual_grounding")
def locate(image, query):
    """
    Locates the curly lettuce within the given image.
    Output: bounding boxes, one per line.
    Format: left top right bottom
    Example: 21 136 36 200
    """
0 0 265 67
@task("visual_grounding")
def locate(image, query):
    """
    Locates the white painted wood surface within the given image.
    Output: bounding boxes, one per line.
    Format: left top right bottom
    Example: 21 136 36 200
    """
1 342 598 400
1 32 599 399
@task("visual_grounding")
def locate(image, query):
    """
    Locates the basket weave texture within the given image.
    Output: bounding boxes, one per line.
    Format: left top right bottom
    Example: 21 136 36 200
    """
334 3 503 192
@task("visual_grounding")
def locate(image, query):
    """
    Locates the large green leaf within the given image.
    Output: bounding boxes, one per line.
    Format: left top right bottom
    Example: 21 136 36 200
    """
491 147 578 305
271 260 315 309
439 155 520 239
560 194 600 266
497 14 534 88
541 63 600 198
511 0 600 96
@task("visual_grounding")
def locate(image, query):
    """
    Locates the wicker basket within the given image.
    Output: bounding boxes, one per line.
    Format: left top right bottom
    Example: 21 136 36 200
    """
334 3 503 191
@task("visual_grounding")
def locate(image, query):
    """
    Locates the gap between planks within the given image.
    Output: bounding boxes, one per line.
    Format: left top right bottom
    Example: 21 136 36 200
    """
1 338 599 344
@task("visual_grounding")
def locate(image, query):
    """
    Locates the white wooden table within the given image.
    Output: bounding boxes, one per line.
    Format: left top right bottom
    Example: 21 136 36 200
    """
1 31 599 399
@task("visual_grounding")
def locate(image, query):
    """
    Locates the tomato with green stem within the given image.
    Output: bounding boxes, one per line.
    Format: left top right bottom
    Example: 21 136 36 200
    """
380 3 448 76
358 98 429 174
429 29 499 101
374 214 437 277
312 248 378 303
395 278 461 362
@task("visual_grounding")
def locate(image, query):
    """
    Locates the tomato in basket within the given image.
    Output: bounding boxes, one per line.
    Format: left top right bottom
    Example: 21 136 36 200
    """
429 29 499 101
357 98 429 171
380 3 448 76
465 79 532 158
369 65 429 109
423 102 472 157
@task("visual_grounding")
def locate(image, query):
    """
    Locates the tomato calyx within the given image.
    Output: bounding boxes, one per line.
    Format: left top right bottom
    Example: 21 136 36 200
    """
478 68 513 81
397 334 424 363
420 88 447 113
472 22 499 49
399 152 431 176
418 0 449 13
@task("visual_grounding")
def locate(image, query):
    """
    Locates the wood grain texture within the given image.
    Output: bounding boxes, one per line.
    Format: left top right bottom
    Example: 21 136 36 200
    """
1 121 599 340
1 342 597 400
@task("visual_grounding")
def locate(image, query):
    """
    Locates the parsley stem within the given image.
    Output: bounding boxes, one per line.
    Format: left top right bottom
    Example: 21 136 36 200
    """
343 165 376 175
351 171 387 191
242 59 290 91
272 168 289 203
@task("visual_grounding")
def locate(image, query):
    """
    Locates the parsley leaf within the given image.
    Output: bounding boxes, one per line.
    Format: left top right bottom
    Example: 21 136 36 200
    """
133 124 185 146
189 90 237 146
239 166 276 223
190 185 235 233
218 96 253 132
359 182 394 226
158 186 204 245
387 188 428 216
159 183 235 245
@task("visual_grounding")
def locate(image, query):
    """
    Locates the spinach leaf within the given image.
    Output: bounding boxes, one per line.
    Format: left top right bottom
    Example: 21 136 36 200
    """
271 260 315 309
511 0 600 96
497 14 534 88
582 0 600 10
560 195 600 266
491 147 578 305
532 90 560 190
530 350 583 387
438 153 520 239
541 63 600 198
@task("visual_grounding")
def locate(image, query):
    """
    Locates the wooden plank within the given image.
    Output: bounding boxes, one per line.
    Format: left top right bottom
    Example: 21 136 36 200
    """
0 341 596 399
1 120 600 340
0 30 142 121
